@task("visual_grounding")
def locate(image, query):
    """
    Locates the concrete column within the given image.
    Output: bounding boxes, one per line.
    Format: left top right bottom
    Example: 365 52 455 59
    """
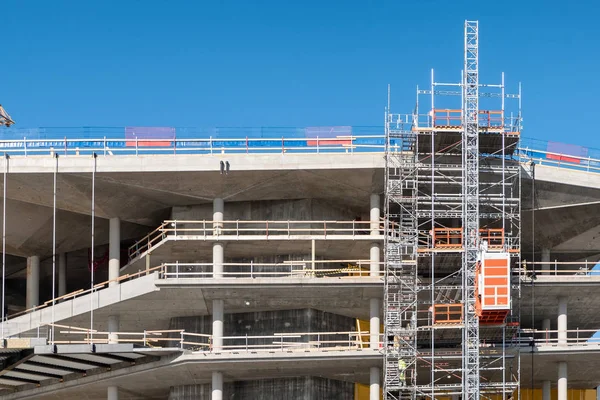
213 243 224 278
542 318 551 330
108 315 119 344
213 198 224 278
542 380 551 400
58 252 67 297
558 296 567 346
370 194 380 234
26 256 40 309
558 361 567 400
212 371 223 400
109 217 121 287
370 366 380 400
107 386 118 400
370 298 380 349
212 299 224 351
370 194 381 276
542 248 551 274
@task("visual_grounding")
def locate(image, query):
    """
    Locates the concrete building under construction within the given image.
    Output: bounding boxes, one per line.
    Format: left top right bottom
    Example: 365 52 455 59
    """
0 19 598 400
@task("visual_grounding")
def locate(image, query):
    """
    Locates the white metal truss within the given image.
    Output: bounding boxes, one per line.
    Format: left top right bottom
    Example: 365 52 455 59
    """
462 20 481 400
384 112 419 400
384 19 521 400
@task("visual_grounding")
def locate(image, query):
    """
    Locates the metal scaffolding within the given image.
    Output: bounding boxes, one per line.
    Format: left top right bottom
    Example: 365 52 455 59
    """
384 20 522 400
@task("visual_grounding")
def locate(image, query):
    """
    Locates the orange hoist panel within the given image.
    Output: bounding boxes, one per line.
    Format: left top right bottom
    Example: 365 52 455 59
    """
432 228 463 249
433 304 463 324
479 228 505 249
432 109 462 128
476 252 511 325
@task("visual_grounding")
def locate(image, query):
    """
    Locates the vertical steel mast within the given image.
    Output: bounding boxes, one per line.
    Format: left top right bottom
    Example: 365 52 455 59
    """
462 20 480 400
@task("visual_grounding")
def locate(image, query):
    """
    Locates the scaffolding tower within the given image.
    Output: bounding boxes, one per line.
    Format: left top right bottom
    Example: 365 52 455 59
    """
384 20 522 400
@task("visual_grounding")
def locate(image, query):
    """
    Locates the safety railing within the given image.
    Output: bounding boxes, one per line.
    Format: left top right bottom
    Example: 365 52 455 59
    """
49 325 376 353
516 145 600 174
1 260 381 324
1 127 598 179
128 220 384 260
417 228 514 252
518 261 600 277
2 265 166 321
0 135 386 157
521 328 600 347
162 260 382 279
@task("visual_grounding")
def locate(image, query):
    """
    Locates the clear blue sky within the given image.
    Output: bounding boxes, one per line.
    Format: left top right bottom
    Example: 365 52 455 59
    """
1 0 599 145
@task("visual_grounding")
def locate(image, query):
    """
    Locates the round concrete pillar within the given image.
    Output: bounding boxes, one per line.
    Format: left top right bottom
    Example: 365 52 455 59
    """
370 367 380 400
107 385 118 400
213 242 224 278
213 198 224 227
558 361 567 400
26 256 40 309
542 380 551 400
109 218 121 287
108 315 119 344
370 194 380 235
212 300 224 351
370 298 380 349
370 243 380 276
370 193 381 276
542 248 551 274
213 199 224 278
212 371 223 400
558 296 567 345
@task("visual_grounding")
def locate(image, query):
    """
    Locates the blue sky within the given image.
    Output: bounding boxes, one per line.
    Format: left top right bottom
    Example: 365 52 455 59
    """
1 0 599 146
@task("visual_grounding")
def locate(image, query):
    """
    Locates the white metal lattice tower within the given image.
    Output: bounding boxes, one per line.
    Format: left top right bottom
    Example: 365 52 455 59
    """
462 20 480 400
384 111 418 400
384 19 521 400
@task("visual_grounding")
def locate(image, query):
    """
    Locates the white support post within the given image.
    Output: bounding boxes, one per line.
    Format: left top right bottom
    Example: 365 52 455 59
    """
212 371 223 400
109 217 121 286
107 386 118 400
370 193 381 276
108 315 119 345
558 362 567 400
212 299 224 352
213 198 224 278
26 256 40 309
58 252 67 297
558 296 567 346
370 298 380 349
370 366 380 400
542 380 551 400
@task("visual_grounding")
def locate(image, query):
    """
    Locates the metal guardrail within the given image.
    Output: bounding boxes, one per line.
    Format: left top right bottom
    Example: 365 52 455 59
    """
0 135 386 156
516 147 600 174
128 219 384 260
162 260 381 279
0 127 597 176
518 261 600 277
51 325 377 353
1 260 381 323
521 328 600 347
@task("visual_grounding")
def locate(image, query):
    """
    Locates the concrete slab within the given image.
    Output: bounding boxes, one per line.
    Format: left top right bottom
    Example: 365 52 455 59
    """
0 349 381 400
3 276 383 339
520 346 600 388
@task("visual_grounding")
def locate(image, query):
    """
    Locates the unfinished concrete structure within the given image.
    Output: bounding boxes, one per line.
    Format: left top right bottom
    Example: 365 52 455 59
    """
0 19 598 400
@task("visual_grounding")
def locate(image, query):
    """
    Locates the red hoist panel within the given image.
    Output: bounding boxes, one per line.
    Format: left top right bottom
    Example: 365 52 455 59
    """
475 252 511 325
